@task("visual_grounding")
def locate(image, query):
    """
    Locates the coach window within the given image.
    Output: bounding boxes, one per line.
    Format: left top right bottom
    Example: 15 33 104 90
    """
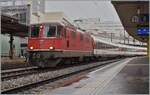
47 25 57 37
31 25 40 37
96 42 99 49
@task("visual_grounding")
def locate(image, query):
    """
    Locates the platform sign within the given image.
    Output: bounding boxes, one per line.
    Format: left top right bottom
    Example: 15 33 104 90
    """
137 27 149 36
136 13 149 36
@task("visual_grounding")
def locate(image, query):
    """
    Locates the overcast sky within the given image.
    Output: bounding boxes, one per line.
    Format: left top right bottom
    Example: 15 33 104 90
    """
45 1 121 23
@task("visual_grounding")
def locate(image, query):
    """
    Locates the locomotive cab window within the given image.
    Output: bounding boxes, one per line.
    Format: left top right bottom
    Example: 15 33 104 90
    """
45 25 62 37
31 25 40 37
46 25 57 37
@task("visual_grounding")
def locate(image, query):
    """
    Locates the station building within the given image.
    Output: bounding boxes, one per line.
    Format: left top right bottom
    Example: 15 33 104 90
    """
1 0 45 58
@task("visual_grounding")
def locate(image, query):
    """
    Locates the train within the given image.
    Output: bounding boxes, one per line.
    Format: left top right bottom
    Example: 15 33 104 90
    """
28 22 147 68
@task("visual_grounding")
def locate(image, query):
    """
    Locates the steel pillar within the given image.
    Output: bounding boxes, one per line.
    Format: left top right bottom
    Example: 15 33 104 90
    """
9 34 14 59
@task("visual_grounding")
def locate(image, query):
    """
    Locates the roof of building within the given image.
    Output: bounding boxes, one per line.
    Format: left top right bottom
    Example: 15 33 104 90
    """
1 14 29 37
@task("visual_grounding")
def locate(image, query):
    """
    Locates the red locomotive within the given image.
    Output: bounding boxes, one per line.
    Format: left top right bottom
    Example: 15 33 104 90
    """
28 22 94 67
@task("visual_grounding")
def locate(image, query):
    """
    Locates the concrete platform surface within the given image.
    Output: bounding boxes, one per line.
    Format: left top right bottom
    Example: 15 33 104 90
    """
102 56 149 94
41 57 149 95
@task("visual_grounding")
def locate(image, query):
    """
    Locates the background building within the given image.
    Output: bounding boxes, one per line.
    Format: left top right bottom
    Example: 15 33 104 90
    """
1 0 45 57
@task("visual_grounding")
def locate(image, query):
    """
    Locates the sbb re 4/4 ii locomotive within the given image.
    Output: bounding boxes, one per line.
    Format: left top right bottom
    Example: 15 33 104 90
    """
28 22 95 67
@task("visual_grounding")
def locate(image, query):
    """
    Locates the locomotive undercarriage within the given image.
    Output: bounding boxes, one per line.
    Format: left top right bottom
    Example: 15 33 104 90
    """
29 51 93 68
29 51 61 67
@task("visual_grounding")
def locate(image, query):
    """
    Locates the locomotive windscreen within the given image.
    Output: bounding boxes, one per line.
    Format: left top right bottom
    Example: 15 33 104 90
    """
30 24 62 38
45 25 61 37
45 25 57 37
31 25 40 37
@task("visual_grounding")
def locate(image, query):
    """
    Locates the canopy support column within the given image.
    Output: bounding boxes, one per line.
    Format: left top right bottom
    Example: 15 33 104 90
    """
9 34 14 59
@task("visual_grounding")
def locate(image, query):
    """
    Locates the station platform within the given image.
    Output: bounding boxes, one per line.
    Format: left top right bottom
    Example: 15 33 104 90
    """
1 57 30 70
47 56 149 95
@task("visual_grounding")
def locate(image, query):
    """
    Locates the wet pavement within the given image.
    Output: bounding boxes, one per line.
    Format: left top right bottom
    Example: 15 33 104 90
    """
41 57 149 95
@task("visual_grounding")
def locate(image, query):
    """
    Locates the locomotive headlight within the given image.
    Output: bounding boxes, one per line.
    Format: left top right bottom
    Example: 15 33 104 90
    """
30 46 34 50
49 46 54 50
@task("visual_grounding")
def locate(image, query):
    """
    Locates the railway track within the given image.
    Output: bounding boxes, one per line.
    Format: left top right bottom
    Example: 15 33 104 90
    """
1 66 38 81
1 58 116 81
1 64 79 81
1 59 123 94
1 62 93 81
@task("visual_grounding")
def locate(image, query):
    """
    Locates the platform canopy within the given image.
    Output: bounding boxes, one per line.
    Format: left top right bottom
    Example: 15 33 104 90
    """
112 1 149 43
1 14 29 37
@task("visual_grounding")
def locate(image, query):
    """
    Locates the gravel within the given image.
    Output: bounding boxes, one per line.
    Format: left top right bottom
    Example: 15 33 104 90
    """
2 59 120 93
